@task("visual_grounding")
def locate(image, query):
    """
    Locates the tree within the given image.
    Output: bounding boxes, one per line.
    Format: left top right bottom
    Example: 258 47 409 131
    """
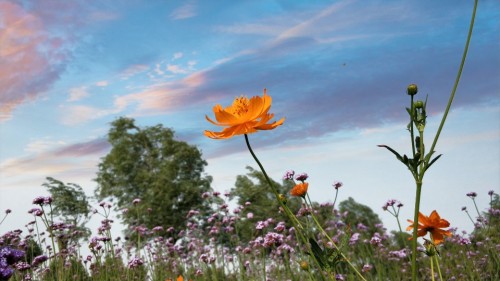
338 197 383 236
229 166 298 243
42 177 92 243
94 117 213 243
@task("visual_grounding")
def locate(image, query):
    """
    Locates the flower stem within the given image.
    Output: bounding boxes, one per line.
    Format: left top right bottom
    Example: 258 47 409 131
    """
430 256 435 281
427 0 478 157
243 134 328 280
434 255 443 281
304 194 367 281
411 181 423 281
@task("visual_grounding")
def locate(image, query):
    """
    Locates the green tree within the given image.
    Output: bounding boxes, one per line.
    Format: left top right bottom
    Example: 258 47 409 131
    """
42 177 91 244
229 166 298 243
95 117 213 243
338 197 383 236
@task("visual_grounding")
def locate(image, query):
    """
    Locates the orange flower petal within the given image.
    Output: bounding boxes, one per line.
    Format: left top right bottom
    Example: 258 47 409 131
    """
204 89 284 139
290 182 308 197
407 210 451 244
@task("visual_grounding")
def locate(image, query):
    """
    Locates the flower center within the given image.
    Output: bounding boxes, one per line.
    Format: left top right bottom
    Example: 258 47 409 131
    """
230 96 249 117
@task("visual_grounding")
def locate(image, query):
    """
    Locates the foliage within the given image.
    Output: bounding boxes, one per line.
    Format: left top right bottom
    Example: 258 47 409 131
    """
94 117 213 243
339 197 383 236
42 177 92 242
229 166 298 243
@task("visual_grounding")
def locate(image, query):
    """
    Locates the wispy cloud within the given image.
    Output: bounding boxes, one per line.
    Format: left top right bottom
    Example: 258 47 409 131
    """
59 104 124 126
0 1 66 122
67 86 89 102
96 81 109 87
119 64 149 80
0 138 109 185
172 52 183 60
170 2 197 20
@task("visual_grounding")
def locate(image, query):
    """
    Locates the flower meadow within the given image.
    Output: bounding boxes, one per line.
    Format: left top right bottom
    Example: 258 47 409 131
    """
1 187 499 281
2 1 499 281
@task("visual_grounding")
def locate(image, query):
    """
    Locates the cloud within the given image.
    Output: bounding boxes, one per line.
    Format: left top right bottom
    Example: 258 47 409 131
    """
59 104 124 126
0 138 109 185
67 86 89 102
170 2 197 20
0 1 67 122
119 64 150 80
24 138 67 154
113 71 206 115
172 52 183 60
166 64 188 74
96 81 109 87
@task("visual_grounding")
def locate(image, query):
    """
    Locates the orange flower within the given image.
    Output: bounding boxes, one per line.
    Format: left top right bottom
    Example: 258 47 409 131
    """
406 210 451 245
204 89 285 139
290 182 308 197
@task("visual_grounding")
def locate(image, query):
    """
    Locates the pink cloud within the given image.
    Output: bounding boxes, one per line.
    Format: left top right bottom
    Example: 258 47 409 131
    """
170 2 197 20
0 138 109 184
114 71 207 115
0 1 74 122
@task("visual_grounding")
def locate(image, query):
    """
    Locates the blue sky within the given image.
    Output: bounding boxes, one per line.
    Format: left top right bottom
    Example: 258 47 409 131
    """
1 0 499 236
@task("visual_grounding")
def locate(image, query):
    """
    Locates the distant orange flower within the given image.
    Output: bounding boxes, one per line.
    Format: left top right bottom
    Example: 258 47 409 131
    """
204 89 285 139
406 210 451 245
165 275 184 281
290 182 308 197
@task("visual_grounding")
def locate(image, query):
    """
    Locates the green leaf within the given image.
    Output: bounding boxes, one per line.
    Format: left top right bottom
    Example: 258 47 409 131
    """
424 154 443 172
309 238 326 268
378 145 404 162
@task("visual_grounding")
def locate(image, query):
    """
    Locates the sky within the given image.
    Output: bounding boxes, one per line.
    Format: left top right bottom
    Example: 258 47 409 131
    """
1 0 499 238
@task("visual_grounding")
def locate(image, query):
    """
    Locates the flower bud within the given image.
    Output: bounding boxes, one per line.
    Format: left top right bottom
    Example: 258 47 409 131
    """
407 84 418 96
300 260 309 271
414 100 424 109
278 194 287 204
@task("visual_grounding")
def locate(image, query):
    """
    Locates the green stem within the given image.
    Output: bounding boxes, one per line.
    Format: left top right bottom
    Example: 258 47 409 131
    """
430 256 435 281
262 250 266 281
304 194 367 281
410 95 416 157
243 134 328 280
331 188 339 210
411 181 423 281
471 198 485 227
244 134 279 196
427 0 478 157
464 209 476 226
434 255 443 281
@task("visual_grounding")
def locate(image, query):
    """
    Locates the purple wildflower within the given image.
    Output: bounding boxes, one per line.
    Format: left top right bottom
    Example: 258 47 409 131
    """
295 173 308 182
332 181 343 189
283 170 295 180
31 255 48 267
349 233 360 245
466 192 477 198
32 196 45 205
362 264 373 272
127 256 144 268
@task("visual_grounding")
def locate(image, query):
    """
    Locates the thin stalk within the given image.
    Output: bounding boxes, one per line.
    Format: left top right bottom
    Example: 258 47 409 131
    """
331 188 339 210
434 256 443 281
244 134 328 280
304 194 367 281
464 209 476 226
262 250 266 281
427 0 478 157
430 257 435 281
471 198 485 227
411 181 423 281
410 95 416 157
